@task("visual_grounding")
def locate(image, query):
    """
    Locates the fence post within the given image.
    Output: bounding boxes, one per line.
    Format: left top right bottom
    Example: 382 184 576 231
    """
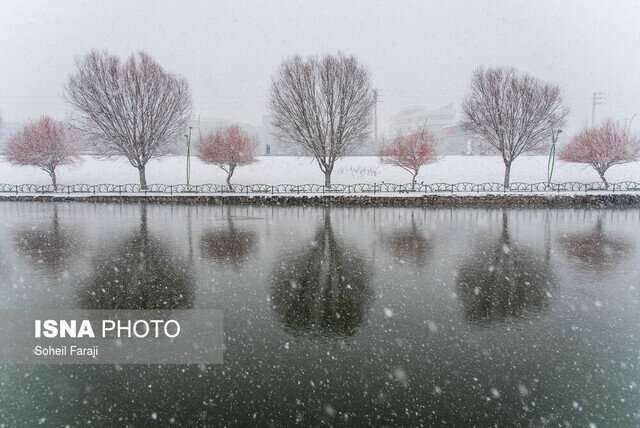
374 183 376 195
271 185 274 195
119 185 122 195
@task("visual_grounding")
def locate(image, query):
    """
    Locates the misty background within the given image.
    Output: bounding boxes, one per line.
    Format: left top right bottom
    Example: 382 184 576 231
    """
1 0 639 152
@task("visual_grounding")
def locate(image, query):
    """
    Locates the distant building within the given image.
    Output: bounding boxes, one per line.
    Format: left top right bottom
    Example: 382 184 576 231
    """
389 104 456 137
434 125 478 155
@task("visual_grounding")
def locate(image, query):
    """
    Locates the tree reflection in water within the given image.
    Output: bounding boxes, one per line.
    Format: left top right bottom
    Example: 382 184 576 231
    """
557 216 632 275
200 208 257 268
271 210 373 337
385 212 432 266
79 204 194 309
456 211 555 324
13 204 78 277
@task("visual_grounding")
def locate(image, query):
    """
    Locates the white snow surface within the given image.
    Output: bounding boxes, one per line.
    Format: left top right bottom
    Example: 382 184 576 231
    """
1 155 639 186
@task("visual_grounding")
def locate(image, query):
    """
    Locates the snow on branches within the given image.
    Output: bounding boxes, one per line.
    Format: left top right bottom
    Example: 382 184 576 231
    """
196 124 258 189
379 129 438 190
6 116 82 187
461 66 568 187
559 119 640 187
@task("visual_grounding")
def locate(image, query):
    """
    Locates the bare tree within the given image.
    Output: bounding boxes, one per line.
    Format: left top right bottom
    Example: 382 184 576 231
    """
461 66 568 187
66 50 192 188
269 53 375 188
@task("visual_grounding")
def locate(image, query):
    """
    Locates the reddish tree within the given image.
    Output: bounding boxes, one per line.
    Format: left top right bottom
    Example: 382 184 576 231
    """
196 124 258 190
5 116 82 187
559 119 640 188
379 129 438 190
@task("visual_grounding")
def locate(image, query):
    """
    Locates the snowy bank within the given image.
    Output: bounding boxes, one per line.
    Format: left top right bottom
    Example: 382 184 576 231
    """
1 155 639 186
3 193 640 208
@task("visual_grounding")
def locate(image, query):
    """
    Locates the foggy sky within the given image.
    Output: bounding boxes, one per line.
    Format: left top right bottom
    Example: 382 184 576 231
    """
1 0 640 136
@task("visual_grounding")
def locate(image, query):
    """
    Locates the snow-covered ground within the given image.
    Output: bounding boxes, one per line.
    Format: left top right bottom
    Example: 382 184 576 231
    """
0 155 639 186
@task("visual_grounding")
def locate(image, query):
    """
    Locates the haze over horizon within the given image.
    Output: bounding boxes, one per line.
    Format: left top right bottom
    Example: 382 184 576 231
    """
1 0 639 137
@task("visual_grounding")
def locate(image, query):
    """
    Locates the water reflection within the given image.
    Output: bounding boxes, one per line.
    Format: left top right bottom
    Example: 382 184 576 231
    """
557 216 632 275
2 203 640 425
270 210 374 337
79 205 194 309
456 211 555 324
384 212 432 266
200 208 257 268
13 204 79 276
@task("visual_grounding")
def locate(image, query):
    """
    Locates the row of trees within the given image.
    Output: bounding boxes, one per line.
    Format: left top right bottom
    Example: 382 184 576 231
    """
3 50 639 188
6 114 635 189
6 51 259 189
5 115 259 190
378 118 639 189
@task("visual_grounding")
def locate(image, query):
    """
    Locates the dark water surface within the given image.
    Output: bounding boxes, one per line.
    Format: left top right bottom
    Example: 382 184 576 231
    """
0 202 638 425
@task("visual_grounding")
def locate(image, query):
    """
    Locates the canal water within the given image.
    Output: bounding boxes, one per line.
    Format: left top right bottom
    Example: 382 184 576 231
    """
0 202 638 425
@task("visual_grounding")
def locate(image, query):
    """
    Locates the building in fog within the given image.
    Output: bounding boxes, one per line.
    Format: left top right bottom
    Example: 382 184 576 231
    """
388 104 456 137
386 104 480 155
434 125 478 155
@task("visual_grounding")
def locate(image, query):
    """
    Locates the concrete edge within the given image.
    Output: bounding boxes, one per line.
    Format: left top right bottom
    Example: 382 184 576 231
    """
2 194 640 208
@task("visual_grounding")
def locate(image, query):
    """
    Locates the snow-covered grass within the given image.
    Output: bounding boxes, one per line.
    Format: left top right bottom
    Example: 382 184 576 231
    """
1 155 639 186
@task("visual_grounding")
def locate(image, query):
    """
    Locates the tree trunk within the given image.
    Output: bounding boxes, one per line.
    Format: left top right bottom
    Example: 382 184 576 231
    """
138 165 147 189
226 165 235 191
49 169 57 189
598 169 609 190
324 171 332 190
503 161 512 188
411 170 418 191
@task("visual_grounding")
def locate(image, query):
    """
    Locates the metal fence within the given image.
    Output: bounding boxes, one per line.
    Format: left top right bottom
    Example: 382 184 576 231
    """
1 181 640 195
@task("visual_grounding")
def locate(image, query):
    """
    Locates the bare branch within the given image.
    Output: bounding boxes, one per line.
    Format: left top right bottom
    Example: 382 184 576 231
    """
196 124 259 190
559 119 640 187
461 66 568 186
5 116 83 187
65 50 192 187
268 53 375 187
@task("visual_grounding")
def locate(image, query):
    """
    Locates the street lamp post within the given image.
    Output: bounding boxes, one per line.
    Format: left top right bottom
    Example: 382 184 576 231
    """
547 128 562 185
185 127 193 187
